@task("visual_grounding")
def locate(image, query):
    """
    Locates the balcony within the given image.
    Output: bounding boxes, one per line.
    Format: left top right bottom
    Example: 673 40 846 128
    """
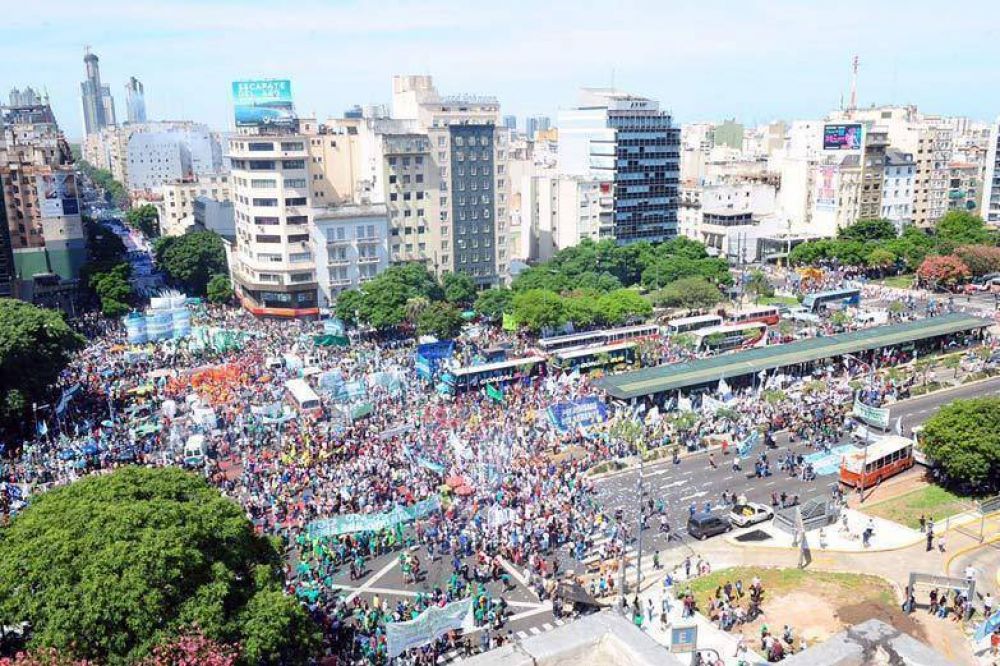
328 258 350 267
326 237 351 246
329 277 352 288
357 255 380 264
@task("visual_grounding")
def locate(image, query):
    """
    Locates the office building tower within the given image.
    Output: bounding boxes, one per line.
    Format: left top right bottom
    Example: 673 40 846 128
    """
503 115 517 131
80 49 116 136
125 76 147 124
558 88 680 244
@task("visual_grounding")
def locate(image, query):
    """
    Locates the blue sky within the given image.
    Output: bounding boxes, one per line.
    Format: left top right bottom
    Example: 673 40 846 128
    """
3 0 999 140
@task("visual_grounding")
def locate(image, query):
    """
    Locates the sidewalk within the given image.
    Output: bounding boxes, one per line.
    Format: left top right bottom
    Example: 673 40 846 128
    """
725 508 921 552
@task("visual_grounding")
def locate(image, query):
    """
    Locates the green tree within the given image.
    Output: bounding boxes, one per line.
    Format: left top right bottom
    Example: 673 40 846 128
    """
416 301 464 339
744 270 774 302
838 219 898 243
828 239 868 266
866 247 896 271
0 467 322 665
511 289 566 333
641 256 730 289
595 289 652 325
563 291 602 328
921 397 1000 489
76 159 127 207
474 288 513 320
935 210 991 251
0 299 85 428
206 274 234 304
154 231 227 296
649 277 722 310
125 204 160 238
885 227 935 271
441 272 477 305
90 263 133 316
333 289 365 325
404 296 430 323
787 239 835 266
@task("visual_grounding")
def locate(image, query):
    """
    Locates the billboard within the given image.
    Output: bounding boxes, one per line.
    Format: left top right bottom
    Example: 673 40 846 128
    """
231 79 295 127
36 173 79 217
814 165 839 212
823 123 863 151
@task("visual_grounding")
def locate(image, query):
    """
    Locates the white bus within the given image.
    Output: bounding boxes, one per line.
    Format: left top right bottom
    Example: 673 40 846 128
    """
537 324 659 354
285 378 322 415
693 322 768 352
663 314 723 336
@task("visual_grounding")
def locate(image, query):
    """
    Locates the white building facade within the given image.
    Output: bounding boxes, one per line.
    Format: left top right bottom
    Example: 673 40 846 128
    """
311 204 389 307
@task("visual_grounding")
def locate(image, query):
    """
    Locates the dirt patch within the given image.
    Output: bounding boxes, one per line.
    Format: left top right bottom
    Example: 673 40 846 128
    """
838 600 927 643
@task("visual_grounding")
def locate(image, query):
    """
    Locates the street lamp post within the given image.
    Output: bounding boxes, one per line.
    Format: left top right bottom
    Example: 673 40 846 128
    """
844 353 875 503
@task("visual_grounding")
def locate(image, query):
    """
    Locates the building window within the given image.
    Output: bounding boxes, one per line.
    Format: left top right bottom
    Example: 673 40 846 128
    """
251 179 276 188
281 159 305 169
252 198 278 207
280 142 304 151
248 142 274 151
253 216 279 225
286 215 308 225
255 234 280 243
285 197 307 206
248 160 275 170
288 233 310 243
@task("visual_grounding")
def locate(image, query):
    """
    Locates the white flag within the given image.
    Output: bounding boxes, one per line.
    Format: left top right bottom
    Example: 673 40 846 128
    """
893 416 903 436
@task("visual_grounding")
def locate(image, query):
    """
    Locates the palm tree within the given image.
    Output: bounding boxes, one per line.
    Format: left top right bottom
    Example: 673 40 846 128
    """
405 296 429 323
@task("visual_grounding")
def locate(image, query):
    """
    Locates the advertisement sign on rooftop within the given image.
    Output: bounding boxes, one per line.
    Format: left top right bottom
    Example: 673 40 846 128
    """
231 79 295 127
823 123 863 151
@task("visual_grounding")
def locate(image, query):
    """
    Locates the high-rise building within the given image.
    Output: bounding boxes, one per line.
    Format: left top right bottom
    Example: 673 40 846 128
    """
125 76 147 124
80 49 116 136
525 115 551 138
558 88 680 244
881 149 915 232
390 75 510 286
0 102 86 307
228 126 319 316
982 118 1000 224
503 115 517 131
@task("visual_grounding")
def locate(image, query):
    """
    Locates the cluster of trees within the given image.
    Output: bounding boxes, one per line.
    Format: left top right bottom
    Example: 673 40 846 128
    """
921 397 1000 490
508 288 652 333
153 231 228 297
789 213 1000 285
466 237 729 333
511 237 731 293
0 299 85 433
125 204 160 238
787 218 934 272
0 467 321 665
75 159 126 207
79 217 134 316
335 265 476 339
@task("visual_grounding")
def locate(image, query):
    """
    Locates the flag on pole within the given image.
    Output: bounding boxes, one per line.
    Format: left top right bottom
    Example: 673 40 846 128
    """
893 416 903 436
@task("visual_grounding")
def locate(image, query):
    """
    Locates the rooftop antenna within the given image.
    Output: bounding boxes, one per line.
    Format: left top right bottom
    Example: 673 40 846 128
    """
848 55 859 114
611 67 616 92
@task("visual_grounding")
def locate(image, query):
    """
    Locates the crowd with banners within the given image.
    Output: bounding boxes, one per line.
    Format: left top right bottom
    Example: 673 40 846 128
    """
0 297 978 664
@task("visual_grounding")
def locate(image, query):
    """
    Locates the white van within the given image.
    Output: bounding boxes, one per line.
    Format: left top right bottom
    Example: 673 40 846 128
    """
285 378 322 416
184 434 207 466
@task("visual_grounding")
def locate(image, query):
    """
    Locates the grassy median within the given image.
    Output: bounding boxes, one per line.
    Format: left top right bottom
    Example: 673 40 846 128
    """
864 485 969 529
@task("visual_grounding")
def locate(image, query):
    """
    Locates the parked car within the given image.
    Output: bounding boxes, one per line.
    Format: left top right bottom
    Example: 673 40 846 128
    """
728 502 774 528
687 512 732 540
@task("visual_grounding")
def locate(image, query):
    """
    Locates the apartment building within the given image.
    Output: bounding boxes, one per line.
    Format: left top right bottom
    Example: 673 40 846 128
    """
392 75 510 286
982 117 1000 224
154 174 232 236
519 171 614 262
881 149 915 231
0 103 85 306
228 129 318 316
311 204 389 307
946 162 980 214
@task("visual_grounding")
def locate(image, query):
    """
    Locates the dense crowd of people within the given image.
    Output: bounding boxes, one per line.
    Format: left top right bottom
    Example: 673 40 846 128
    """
0 294 989 663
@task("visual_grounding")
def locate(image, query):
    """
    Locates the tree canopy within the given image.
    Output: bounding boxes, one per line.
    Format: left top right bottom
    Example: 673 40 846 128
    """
511 289 566 333
416 301 464 339
0 299 85 429
921 397 1000 490
934 210 992 250
473 288 513 320
333 264 444 330
650 276 723 310
441 272 477 305
153 231 227 296
125 204 160 238
0 467 321 665
206 274 234 304
76 160 127 207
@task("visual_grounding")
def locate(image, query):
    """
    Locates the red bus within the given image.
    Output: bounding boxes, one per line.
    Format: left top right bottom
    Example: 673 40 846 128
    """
728 306 780 327
839 436 914 489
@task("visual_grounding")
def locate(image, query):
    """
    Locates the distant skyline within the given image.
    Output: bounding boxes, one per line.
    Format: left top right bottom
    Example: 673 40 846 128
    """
3 0 999 140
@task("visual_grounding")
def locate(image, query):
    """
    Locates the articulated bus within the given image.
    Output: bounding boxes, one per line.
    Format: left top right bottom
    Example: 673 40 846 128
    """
727 306 780 326
537 324 659 354
663 314 724 336
802 288 862 314
551 341 637 372
441 356 547 394
693 322 767 352
839 435 914 489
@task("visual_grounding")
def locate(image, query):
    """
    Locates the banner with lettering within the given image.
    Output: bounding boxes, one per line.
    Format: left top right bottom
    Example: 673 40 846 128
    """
307 496 441 538
386 597 474 658
547 397 608 433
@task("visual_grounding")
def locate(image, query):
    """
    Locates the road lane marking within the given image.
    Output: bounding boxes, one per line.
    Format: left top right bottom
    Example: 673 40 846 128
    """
529 626 542 635
345 557 400 603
